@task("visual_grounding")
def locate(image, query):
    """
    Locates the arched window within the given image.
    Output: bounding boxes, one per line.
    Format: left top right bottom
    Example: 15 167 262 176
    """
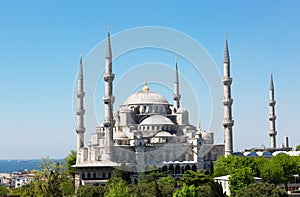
175 165 180 174
192 164 197 172
169 165 174 174
162 166 168 173
181 166 185 174
185 165 191 171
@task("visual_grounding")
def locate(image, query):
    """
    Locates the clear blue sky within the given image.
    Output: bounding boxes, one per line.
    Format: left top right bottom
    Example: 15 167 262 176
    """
1 0 300 159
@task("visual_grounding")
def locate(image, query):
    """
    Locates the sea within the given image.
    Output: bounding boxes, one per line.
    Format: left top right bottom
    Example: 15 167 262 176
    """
0 159 63 173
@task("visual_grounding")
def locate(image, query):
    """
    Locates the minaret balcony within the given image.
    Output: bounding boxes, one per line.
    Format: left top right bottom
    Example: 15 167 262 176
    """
103 119 111 127
103 95 112 104
103 119 115 127
222 77 232 85
269 115 276 121
103 73 115 82
173 94 181 101
103 95 115 104
222 98 233 106
269 131 277 136
76 127 85 133
77 91 85 98
77 109 85 115
269 100 276 106
223 119 234 126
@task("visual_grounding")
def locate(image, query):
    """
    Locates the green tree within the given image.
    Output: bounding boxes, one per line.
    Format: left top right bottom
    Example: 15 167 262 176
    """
105 177 130 197
129 170 175 197
180 170 211 187
198 181 225 197
66 150 76 177
236 182 288 197
60 178 75 196
256 157 284 184
46 162 63 197
214 156 259 177
76 185 105 197
296 145 300 151
11 155 75 196
213 156 232 177
173 184 198 197
180 170 225 197
229 167 254 197
112 164 131 184
135 170 163 197
158 175 176 197
0 186 10 196
272 154 299 191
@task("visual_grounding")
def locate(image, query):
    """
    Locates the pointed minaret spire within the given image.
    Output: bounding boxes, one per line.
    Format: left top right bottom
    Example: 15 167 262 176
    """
270 73 274 90
222 34 234 157
173 58 181 110
224 33 230 64
269 73 277 148
197 119 202 131
76 52 86 161
106 24 112 59
103 25 115 161
78 52 83 80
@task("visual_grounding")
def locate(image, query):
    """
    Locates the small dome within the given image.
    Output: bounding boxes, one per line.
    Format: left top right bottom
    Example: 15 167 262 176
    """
233 152 244 157
201 131 211 139
140 115 174 125
155 131 173 137
262 151 272 158
246 151 258 157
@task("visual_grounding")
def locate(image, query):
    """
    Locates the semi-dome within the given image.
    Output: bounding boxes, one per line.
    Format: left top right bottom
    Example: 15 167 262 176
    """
114 131 128 139
140 115 174 125
201 131 212 139
123 82 169 105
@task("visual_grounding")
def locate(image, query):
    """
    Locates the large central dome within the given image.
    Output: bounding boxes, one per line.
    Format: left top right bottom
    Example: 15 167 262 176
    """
123 83 169 105
124 90 169 105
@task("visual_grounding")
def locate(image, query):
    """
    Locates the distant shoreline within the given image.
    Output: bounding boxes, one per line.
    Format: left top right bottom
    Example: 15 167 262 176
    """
0 159 63 173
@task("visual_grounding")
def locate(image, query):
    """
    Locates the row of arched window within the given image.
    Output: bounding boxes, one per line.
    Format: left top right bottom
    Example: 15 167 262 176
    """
139 125 176 132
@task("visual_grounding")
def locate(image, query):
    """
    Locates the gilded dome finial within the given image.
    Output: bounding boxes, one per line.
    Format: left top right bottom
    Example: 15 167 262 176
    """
142 79 149 92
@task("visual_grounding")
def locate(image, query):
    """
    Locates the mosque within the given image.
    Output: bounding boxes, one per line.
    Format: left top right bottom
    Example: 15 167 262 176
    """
73 28 234 188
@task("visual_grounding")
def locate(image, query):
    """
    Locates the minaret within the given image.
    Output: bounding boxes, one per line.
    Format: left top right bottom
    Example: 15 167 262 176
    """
222 34 234 156
102 25 115 161
284 135 289 148
76 53 86 155
173 59 181 110
269 73 277 148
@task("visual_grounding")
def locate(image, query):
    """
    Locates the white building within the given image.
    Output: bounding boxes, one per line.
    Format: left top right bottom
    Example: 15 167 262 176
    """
14 176 34 188
214 175 262 196
73 28 234 188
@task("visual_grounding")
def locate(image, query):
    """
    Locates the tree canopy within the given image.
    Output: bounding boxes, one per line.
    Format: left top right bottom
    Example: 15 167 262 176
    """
236 182 287 197
229 167 255 196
